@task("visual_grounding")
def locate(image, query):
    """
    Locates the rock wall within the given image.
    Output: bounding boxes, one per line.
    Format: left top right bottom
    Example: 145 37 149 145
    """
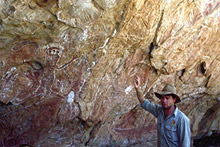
0 0 219 146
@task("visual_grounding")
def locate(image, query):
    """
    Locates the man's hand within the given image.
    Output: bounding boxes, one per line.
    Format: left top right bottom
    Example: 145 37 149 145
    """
134 75 145 104
134 75 141 89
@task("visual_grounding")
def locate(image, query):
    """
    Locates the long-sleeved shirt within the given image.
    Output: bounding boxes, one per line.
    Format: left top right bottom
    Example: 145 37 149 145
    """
141 99 191 147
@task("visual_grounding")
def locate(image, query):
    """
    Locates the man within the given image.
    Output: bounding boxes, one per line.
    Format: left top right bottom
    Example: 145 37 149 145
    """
134 76 191 147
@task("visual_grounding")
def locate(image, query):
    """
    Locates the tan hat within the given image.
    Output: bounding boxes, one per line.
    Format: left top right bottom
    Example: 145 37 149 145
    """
155 84 181 104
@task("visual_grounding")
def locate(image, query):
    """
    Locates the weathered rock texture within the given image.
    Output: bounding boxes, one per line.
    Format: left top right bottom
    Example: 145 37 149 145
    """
0 0 220 146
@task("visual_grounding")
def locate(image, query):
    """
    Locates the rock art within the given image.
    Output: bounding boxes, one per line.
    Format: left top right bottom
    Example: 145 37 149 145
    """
0 0 219 146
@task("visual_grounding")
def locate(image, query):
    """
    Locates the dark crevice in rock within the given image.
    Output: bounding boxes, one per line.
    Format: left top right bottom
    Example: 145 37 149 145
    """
120 4 127 23
198 103 220 134
85 121 102 146
161 62 169 74
0 101 13 107
149 10 164 58
91 0 105 11
198 62 206 75
1 1 16 17
107 2 127 42
153 10 164 44
205 75 211 88
149 42 158 57
116 1 131 33
178 68 186 80
193 133 220 147
79 118 88 129
8 6 15 15
149 10 164 60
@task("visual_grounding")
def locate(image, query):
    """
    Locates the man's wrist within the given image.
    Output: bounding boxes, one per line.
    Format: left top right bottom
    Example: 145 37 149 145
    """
135 86 141 91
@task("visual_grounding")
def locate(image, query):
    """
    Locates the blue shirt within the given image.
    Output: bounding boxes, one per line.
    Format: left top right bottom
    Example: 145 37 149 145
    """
141 99 191 147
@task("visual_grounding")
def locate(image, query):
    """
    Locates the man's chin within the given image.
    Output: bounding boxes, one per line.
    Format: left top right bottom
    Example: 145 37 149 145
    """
162 105 169 109
162 104 166 107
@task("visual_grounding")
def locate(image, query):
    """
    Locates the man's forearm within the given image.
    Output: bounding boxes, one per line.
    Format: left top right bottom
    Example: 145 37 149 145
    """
135 87 146 104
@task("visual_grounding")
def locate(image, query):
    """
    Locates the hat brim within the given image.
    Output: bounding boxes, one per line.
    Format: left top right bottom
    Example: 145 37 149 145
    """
155 92 181 104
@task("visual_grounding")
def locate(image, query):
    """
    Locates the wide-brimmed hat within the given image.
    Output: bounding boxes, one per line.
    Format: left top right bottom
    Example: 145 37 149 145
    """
155 84 181 104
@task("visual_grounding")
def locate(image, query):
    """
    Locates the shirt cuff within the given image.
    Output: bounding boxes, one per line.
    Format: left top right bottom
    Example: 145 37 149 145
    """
141 99 150 109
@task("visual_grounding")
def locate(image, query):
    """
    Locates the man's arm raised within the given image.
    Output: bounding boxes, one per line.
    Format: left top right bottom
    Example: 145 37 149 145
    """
134 76 146 104
134 76 160 118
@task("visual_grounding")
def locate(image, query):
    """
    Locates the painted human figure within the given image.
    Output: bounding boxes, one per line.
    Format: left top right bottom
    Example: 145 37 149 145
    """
1 41 68 104
39 45 77 96
39 46 62 95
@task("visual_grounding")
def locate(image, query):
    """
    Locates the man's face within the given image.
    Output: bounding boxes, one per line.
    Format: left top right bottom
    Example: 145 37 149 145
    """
160 95 176 109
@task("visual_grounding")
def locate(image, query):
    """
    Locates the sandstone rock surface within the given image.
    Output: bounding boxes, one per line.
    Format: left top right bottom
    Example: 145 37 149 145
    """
0 0 219 146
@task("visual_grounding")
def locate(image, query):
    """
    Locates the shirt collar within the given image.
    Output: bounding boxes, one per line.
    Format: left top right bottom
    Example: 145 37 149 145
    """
173 105 178 117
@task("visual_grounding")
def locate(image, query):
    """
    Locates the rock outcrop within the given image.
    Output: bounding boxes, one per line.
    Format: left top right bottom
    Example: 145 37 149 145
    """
0 0 219 146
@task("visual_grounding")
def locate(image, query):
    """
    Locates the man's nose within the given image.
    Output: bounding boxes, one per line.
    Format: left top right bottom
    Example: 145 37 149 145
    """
162 98 167 102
